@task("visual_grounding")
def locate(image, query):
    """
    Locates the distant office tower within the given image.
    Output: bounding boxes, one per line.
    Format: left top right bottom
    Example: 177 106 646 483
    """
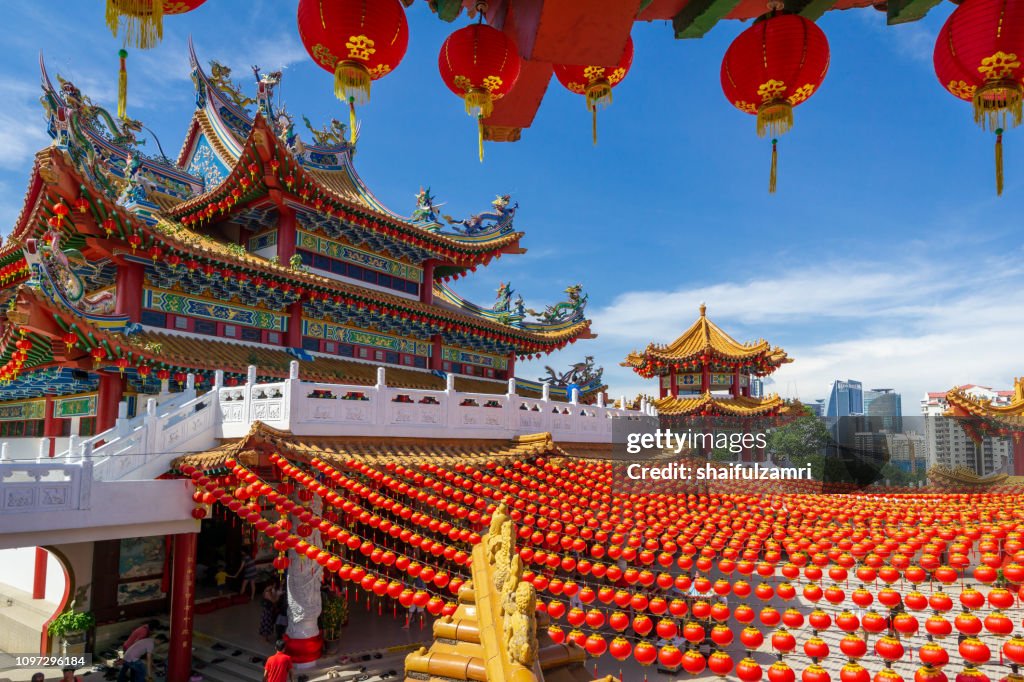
921 386 1012 476
827 379 864 417
750 377 764 398
807 399 827 417
864 388 902 432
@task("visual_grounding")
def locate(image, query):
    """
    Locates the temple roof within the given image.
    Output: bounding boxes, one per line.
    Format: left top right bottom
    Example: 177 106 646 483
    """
653 393 799 417
622 304 791 374
945 378 1024 422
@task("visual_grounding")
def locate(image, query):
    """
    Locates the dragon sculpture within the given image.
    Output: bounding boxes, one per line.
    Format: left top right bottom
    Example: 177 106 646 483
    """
539 356 603 387
526 284 588 324
411 187 445 224
24 231 114 314
443 194 517 236
302 115 348 147
208 60 255 110
492 281 525 326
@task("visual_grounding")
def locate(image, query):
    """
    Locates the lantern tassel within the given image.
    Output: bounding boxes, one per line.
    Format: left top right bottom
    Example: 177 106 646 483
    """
117 49 128 120
591 104 598 146
106 0 164 50
335 61 371 106
769 138 778 194
478 115 485 163
996 128 1004 196
349 98 357 145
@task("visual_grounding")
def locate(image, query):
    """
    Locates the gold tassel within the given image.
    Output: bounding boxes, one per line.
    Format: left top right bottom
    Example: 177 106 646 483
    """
118 49 128 119
972 81 1023 132
478 116 485 163
349 98 356 145
757 101 793 138
591 104 598 146
334 61 371 105
106 0 164 50
996 128 1004 196
769 139 778 194
464 89 494 119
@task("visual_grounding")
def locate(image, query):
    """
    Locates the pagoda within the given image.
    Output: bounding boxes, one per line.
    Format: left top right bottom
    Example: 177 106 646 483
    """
945 377 1024 477
622 304 794 418
0 43 598 450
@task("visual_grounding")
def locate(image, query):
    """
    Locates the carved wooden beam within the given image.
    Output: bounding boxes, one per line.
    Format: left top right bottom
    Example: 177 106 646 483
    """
673 0 743 39
785 0 835 21
886 0 941 24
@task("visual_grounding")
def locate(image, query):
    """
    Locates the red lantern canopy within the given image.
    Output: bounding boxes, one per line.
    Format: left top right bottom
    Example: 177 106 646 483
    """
438 21 522 161
553 35 634 145
933 0 1024 194
296 0 409 143
720 12 830 193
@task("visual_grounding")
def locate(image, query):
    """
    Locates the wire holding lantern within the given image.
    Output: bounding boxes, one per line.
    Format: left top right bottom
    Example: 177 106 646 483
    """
553 35 635 146
296 0 410 145
438 2 522 162
720 11 830 193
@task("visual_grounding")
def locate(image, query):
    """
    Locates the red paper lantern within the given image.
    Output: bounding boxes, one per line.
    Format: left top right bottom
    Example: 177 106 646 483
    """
933 0 1024 194
438 22 521 161
720 12 830 192
105 0 206 49
553 35 634 145
296 0 408 142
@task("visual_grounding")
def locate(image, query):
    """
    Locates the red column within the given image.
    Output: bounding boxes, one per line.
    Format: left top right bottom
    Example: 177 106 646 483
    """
114 261 144 323
732 365 742 398
506 352 515 380
167 533 197 682
420 260 435 304
286 301 303 348
430 335 443 371
96 372 126 433
32 547 47 600
669 369 678 398
43 398 61 457
700 363 710 394
277 204 297 263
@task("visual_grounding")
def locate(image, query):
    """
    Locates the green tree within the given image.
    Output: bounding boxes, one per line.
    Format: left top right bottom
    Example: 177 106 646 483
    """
766 412 832 478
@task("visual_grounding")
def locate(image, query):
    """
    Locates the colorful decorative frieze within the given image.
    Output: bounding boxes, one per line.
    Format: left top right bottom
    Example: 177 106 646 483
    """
0 399 45 421
442 346 509 371
665 373 751 388
247 230 278 252
296 230 423 282
54 393 98 418
143 288 288 331
303 320 429 355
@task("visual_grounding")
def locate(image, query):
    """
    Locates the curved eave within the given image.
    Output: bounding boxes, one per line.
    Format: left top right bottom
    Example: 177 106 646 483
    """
944 389 1024 433
653 393 789 417
166 115 523 262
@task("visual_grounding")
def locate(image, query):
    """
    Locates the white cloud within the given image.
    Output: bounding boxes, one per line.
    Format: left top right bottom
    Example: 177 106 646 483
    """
0 76 50 170
526 253 1024 411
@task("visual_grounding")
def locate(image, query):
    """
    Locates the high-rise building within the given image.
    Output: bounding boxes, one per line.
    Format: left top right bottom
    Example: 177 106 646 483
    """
827 380 864 417
750 377 765 398
807 399 827 417
864 388 902 432
921 386 1012 476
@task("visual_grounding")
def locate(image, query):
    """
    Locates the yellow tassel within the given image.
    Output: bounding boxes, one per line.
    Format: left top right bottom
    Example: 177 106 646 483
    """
757 101 793 139
769 139 778 194
106 0 164 50
591 104 598 146
464 89 494 119
478 116 484 163
996 128 1004 196
585 80 613 111
973 81 1023 132
349 98 357 145
334 61 371 105
118 49 128 119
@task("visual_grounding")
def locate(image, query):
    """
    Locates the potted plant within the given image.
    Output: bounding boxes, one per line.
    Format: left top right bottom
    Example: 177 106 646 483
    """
320 593 348 646
47 602 95 655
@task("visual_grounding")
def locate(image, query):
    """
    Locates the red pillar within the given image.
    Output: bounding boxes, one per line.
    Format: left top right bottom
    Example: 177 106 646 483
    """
700 363 710 394
32 547 47 600
732 365 742 398
1014 434 1024 477
114 261 144 323
430 335 443 371
43 398 61 457
420 260 435 304
669 369 678 398
506 352 516 380
277 204 297 263
96 372 126 433
167 532 197 682
286 301 303 348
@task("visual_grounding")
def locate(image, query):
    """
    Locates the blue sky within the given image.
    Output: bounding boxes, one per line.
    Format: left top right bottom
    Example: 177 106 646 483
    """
1 0 1021 411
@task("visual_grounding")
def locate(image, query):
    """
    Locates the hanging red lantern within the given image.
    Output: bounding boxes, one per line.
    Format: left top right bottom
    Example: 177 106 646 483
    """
438 21 521 161
552 35 634 145
296 0 409 143
720 12 830 193
933 0 1024 194
105 0 206 49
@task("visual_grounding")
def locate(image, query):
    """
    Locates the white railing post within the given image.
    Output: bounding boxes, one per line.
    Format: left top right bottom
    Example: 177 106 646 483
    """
214 369 224 389
570 388 579 406
0 442 7 461
445 373 455 393
146 398 158 456
245 365 257 422
186 372 196 393
620 395 627 411
507 378 516 396
542 383 550 402
374 366 388 426
284 360 301 430
37 438 48 462
597 393 606 408
376 366 386 389
116 400 129 436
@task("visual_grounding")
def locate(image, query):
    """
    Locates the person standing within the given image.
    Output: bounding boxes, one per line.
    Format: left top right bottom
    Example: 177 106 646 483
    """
118 633 154 682
233 546 257 601
264 640 294 682
260 582 282 642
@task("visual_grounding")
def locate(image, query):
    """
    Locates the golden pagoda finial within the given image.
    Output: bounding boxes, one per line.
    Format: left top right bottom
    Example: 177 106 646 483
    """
699 302 707 317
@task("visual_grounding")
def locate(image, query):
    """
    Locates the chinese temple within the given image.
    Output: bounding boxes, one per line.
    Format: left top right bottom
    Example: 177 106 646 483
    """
945 377 1024 476
621 304 796 418
0 42 607 455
